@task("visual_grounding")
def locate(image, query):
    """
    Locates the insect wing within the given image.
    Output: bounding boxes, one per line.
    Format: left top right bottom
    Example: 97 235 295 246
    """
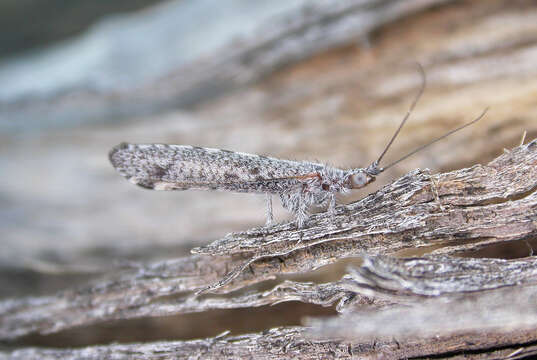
109 143 322 193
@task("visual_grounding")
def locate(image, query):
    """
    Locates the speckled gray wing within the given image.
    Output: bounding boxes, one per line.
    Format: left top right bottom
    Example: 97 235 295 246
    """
109 143 323 193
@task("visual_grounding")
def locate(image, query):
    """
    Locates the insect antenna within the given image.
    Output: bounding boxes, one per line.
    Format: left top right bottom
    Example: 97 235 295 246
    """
366 64 426 175
380 107 488 172
365 64 488 175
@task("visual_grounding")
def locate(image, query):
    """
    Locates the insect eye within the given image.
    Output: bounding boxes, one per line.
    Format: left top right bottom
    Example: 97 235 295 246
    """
350 172 370 188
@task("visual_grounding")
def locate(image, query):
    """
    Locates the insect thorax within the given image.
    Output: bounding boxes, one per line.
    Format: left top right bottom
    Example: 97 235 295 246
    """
279 165 350 212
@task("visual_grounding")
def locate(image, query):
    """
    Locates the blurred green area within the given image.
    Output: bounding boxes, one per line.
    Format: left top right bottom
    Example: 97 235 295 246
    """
0 0 166 58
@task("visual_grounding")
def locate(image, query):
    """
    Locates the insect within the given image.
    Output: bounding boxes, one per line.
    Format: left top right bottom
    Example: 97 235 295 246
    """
109 68 487 228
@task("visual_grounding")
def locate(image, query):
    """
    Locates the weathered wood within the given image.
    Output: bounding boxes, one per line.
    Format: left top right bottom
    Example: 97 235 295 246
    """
0 0 452 128
3 1 537 358
307 284 537 358
1 140 536 347
195 139 537 293
4 325 537 360
4 283 537 359
344 254 537 297
4 0 537 277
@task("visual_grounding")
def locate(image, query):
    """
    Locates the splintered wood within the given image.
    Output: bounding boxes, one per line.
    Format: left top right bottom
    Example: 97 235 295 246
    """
2 140 537 359
193 139 537 293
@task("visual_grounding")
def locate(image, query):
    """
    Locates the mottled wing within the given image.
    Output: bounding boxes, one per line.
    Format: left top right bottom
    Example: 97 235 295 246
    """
109 143 323 193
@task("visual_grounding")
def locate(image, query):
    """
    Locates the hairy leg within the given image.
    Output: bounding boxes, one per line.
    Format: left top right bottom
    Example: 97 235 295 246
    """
279 189 310 228
296 192 309 228
327 193 336 216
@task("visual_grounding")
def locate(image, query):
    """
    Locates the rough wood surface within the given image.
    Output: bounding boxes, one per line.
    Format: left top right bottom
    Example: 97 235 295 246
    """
195 139 537 293
4 262 537 359
307 280 537 358
4 327 537 360
4 0 537 273
2 140 536 359
344 254 537 297
4 0 537 358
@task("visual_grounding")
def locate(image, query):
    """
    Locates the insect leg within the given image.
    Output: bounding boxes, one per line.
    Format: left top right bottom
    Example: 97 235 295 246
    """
278 181 312 228
328 193 336 216
296 192 309 228
265 193 273 226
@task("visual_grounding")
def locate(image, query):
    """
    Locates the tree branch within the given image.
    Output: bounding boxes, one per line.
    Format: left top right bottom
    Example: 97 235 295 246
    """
1 140 536 346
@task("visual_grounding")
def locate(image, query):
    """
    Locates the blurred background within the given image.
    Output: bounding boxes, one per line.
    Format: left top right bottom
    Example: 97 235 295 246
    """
2 0 537 345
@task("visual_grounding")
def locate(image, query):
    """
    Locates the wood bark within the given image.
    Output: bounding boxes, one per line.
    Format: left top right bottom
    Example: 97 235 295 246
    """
2 140 537 358
3 0 537 359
